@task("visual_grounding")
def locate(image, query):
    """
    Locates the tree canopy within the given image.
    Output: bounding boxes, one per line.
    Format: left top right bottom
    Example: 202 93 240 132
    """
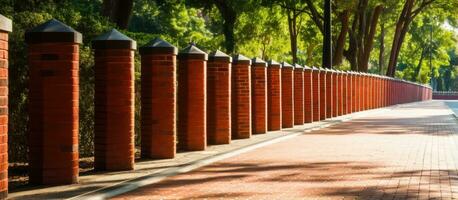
1 0 458 162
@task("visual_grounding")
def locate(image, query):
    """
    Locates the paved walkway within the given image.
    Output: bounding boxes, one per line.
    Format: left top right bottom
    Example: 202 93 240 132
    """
113 101 458 200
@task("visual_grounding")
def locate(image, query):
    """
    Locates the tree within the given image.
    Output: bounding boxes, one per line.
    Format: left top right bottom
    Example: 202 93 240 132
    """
102 0 134 29
386 0 435 77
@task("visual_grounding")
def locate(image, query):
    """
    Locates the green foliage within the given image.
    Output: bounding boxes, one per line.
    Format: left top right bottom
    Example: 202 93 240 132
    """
3 0 458 162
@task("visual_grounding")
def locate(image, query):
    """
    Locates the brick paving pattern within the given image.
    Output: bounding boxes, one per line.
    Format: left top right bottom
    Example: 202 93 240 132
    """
114 101 458 199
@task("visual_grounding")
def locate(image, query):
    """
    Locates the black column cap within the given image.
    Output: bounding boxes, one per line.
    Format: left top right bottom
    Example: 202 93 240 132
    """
209 50 232 62
251 57 267 67
232 54 251 65
92 29 136 50
25 19 82 44
140 38 177 55
178 44 208 60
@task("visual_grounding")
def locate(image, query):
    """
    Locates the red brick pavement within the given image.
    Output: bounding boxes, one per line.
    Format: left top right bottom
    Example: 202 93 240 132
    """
114 101 458 199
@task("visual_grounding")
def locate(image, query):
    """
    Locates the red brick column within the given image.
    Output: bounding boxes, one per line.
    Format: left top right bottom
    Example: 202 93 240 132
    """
319 68 327 120
351 72 357 113
325 69 333 118
361 73 367 111
177 45 207 150
312 67 320 122
342 71 348 115
281 63 294 128
267 61 282 131
207 50 232 145
140 38 177 159
251 58 268 134
337 70 343 116
357 73 363 111
93 29 136 171
0 15 10 197
331 70 338 117
26 19 80 184
346 71 352 114
304 66 313 123
293 64 304 125
232 55 252 139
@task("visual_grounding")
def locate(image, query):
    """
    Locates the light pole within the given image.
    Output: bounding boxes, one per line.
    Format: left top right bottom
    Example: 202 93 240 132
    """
322 0 332 69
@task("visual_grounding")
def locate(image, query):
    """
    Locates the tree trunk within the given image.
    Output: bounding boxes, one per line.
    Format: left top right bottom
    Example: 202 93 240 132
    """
413 47 426 82
102 0 133 29
359 5 383 72
287 11 298 64
214 0 237 53
333 10 350 66
379 20 385 74
386 0 414 77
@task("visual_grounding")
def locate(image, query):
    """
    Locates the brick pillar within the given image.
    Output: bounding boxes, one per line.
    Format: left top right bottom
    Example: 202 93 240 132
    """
336 70 343 116
346 71 353 114
26 19 80 184
361 73 367 111
293 64 304 125
140 38 177 159
325 69 333 118
304 66 313 123
251 58 267 134
357 72 363 111
177 45 207 150
352 72 359 112
312 67 320 122
0 15 10 197
319 68 327 120
232 54 252 139
331 70 338 117
206 50 232 145
93 29 135 171
281 63 294 128
343 71 349 115
267 60 282 131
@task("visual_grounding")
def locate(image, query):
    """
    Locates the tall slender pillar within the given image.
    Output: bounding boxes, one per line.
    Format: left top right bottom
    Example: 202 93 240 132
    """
343 71 350 115
267 60 282 131
331 69 338 117
0 15 10 197
177 45 208 151
304 65 313 123
251 58 268 134
312 67 320 122
281 62 294 128
325 69 333 118
231 54 252 139
26 19 81 184
319 68 327 120
207 50 232 145
293 64 304 125
140 38 177 159
93 29 136 171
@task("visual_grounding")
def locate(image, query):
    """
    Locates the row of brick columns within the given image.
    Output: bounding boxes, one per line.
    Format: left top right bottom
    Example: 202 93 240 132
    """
0 18 433 198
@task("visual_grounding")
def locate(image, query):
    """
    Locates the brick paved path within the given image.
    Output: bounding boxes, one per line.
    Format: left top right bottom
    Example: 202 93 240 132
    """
114 101 458 199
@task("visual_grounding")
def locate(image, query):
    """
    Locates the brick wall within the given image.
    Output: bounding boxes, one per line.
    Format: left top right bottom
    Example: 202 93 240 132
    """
251 58 268 134
304 67 313 123
0 15 10 198
177 45 208 151
312 68 320 122
281 66 294 128
267 61 282 131
26 19 80 184
93 29 136 171
325 69 333 118
231 55 252 139
140 38 177 159
207 50 232 145
293 65 304 125
319 69 327 120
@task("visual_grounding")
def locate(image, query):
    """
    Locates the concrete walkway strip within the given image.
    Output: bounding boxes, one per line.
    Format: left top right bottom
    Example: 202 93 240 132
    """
10 106 393 200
